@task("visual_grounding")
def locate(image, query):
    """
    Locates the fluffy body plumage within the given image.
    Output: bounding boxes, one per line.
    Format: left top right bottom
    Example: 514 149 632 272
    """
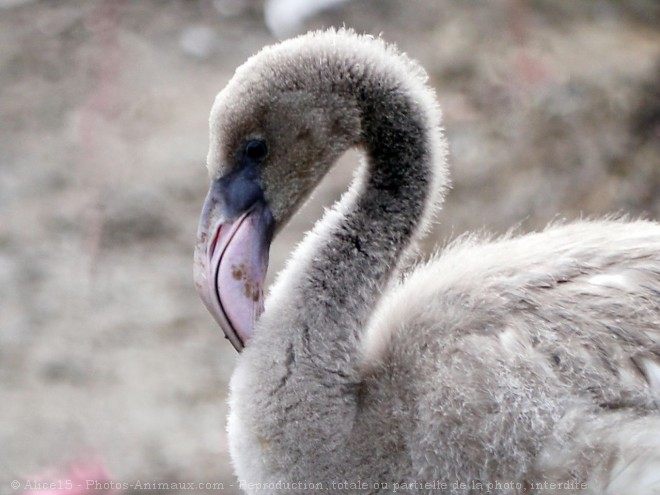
198 30 660 494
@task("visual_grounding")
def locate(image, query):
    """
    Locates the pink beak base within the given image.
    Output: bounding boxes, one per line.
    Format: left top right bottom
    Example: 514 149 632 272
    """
194 190 273 351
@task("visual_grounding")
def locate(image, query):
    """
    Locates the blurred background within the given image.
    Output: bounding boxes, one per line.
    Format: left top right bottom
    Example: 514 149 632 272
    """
1 0 658 493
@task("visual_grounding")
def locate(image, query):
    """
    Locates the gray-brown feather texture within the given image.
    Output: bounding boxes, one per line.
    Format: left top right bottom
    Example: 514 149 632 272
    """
205 29 660 494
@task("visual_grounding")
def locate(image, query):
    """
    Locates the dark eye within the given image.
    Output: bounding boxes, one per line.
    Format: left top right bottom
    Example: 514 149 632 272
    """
244 139 268 161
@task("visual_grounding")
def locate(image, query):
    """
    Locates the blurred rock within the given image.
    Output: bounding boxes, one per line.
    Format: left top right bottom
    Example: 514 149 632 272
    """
265 0 354 38
179 25 219 60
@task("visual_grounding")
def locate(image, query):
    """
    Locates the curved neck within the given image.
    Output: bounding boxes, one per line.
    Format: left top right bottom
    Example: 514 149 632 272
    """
263 79 437 379
231 54 446 479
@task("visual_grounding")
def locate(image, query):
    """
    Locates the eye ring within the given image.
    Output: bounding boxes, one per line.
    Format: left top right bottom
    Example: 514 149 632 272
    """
244 139 268 161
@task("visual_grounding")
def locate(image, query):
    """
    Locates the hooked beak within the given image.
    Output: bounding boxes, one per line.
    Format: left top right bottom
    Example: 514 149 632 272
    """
193 179 275 352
